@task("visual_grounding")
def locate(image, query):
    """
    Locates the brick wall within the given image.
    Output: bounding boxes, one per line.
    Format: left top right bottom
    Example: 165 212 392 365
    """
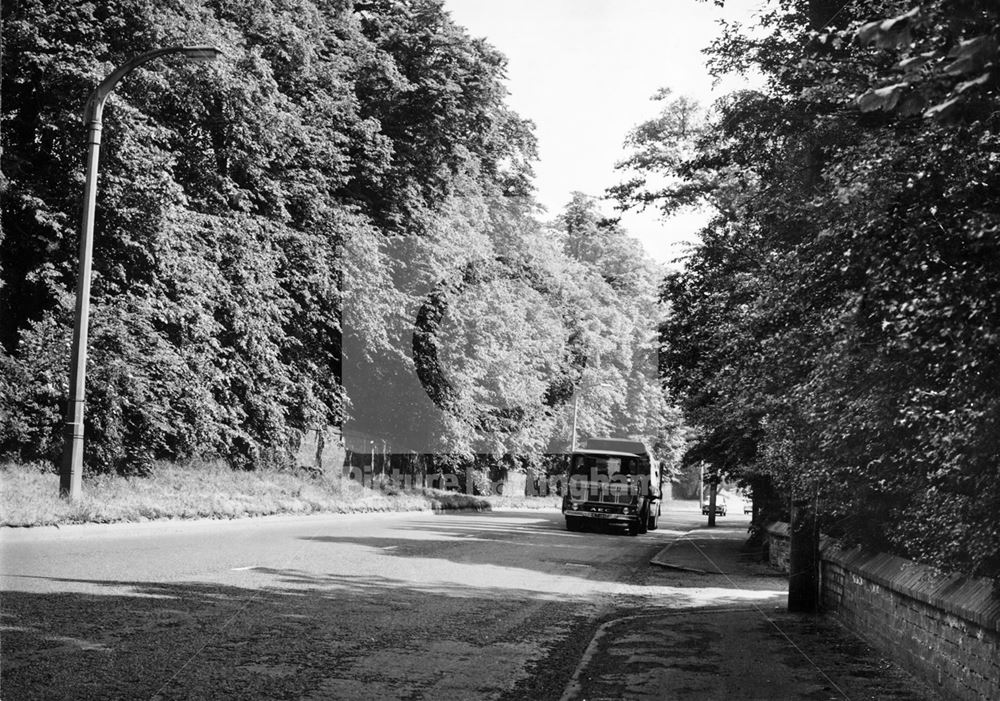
764 522 1000 701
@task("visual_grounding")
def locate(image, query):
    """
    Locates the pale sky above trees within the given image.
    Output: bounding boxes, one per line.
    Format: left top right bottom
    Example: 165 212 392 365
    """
444 0 765 264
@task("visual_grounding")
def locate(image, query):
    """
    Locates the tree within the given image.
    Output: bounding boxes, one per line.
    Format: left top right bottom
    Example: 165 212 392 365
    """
622 0 1000 580
0 0 536 474
851 2 1000 121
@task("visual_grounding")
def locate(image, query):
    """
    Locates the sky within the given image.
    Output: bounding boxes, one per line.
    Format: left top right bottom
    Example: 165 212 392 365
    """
443 0 765 264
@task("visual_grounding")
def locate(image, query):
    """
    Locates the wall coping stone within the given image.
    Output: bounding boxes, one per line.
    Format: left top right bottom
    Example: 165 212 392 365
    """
763 521 789 538
763 521 1000 634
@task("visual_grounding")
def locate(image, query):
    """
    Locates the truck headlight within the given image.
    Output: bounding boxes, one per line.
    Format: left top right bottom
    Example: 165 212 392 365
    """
622 506 630 515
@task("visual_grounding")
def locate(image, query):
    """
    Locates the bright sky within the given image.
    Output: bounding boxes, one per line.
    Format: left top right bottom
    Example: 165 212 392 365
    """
444 0 764 265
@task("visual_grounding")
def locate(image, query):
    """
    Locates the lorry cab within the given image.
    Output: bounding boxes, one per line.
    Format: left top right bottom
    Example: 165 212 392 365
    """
562 438 661 535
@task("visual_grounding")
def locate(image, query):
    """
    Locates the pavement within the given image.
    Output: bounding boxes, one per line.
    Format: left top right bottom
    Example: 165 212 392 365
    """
649 522 769 575
561 521 941 701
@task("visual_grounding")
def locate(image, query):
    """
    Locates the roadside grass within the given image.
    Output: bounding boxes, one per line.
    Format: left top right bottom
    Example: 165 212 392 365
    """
0 461 557 528
484 493 561 510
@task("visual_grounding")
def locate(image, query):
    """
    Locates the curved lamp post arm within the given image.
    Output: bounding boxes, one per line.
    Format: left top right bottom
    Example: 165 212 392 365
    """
84 46 222 125
60 45 222 499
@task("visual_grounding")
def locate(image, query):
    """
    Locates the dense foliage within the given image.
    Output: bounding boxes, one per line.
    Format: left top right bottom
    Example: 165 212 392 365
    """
1 0 679 478
0 0 530 472
618 0 1000 578
342 190 682 470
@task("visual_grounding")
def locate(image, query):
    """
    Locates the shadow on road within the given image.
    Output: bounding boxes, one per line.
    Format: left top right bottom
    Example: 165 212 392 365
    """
2 508 776 699
3 571 587 699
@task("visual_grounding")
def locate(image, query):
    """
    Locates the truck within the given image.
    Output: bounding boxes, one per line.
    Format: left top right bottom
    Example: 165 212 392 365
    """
562 437 662 536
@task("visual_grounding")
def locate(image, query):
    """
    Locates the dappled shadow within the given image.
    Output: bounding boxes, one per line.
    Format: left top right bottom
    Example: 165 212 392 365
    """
3 566 785 700
1 508 778 699
289 509 748 590
292 510 671 580
2 572 593 700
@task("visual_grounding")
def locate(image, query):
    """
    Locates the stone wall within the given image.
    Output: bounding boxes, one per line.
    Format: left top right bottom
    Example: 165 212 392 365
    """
763 521 791 573
763 522 1000 701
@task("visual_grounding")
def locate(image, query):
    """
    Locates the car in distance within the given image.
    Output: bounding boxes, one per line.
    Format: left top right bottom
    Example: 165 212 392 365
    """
701 495 727 517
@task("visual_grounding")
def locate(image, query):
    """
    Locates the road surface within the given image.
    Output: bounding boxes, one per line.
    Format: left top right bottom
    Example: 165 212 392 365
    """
2 505 776 699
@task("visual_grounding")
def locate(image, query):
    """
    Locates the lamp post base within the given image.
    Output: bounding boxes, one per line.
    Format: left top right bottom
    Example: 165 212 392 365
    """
60 422 84 499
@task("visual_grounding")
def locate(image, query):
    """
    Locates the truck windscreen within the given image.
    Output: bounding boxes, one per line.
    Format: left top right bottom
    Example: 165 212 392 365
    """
572 455 639 477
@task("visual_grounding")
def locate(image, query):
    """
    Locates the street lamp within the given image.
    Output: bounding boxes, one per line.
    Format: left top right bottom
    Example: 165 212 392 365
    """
60 45 223 499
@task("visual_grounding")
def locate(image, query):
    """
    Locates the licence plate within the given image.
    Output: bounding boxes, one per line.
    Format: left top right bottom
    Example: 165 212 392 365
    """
565 511 626 520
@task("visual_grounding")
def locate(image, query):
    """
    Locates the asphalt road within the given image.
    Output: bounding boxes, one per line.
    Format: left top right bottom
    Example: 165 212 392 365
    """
1 505 777 700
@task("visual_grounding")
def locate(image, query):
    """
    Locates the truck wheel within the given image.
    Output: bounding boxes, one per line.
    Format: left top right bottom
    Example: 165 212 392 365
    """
566 517 581 532
637 509 648 534
627 520 639 536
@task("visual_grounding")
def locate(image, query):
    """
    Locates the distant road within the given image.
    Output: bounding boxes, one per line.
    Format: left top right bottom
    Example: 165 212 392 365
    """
1 506 716 699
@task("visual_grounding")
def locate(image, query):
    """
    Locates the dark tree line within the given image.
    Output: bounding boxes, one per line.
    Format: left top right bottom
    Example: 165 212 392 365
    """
1 1 682 479
0 0 536 472
617 0 1000 580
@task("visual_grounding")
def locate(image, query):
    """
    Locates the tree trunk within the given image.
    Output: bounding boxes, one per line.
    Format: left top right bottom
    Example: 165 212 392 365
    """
707 480 718 527
787 493 819 612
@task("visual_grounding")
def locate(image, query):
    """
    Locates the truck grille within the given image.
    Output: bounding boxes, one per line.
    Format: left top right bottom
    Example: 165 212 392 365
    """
575 480 636 504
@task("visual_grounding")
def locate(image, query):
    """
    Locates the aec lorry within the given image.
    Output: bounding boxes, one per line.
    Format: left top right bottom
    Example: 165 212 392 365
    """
562 437 661 535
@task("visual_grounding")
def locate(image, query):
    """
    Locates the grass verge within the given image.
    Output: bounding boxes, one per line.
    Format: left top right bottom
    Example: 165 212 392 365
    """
0 462 559 527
